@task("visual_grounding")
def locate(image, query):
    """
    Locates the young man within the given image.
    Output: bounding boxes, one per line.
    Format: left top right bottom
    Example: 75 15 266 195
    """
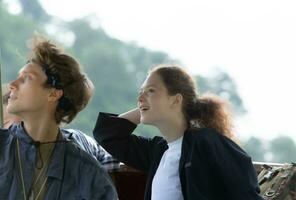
0 36 118 199
2 85 21 128
2 85 120 171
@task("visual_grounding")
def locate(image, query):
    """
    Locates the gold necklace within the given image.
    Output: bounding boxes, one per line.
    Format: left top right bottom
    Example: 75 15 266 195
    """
16 138 51 200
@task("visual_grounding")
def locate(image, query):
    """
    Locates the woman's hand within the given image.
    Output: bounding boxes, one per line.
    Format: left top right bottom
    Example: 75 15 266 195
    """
119 108 141 125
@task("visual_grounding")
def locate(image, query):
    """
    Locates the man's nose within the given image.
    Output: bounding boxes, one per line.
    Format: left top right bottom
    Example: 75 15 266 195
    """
9 79 18 90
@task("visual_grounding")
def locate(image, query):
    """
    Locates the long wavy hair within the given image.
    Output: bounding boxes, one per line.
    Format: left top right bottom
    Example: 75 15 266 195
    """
150 64 236 141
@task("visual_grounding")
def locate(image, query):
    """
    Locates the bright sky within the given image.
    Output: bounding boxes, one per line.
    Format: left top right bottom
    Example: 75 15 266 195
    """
5 0 296 142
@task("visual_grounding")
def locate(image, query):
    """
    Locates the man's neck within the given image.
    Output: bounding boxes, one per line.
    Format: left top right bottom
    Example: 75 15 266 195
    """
23 117 60 143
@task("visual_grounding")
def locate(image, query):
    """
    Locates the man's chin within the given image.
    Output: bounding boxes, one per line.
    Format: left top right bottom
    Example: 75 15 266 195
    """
6 107 19 116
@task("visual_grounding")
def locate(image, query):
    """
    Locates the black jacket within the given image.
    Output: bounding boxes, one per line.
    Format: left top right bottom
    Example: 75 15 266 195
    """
93 112 263 200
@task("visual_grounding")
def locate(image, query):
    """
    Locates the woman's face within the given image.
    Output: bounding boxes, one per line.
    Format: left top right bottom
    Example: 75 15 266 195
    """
138 72 177 126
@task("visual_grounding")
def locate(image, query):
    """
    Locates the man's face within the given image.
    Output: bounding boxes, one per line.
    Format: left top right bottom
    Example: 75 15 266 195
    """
3 103 21 128
7 62 51 117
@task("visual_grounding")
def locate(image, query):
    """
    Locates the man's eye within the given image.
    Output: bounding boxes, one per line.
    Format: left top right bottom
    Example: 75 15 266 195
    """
20 75 31 82
19 77 25 83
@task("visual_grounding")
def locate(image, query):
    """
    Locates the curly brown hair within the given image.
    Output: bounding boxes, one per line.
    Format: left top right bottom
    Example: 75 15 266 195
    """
150 64 235 141
28 35 93 124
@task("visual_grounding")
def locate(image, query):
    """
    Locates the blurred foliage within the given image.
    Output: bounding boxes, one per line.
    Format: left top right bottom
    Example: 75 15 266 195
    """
0 1 245 136
196 70 246 115
1 0 295 162
243 137 265 162
243 136 296 163
0 2 44 81
268 136 296 163
19 0 50 23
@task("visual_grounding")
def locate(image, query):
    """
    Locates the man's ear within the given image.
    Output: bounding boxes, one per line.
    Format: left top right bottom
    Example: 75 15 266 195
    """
48 89 63 102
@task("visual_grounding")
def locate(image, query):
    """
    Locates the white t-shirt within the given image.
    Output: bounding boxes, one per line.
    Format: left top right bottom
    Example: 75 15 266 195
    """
151 136 184 200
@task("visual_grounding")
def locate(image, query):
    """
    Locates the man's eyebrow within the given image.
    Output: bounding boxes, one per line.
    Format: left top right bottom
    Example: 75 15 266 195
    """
18 70 38 77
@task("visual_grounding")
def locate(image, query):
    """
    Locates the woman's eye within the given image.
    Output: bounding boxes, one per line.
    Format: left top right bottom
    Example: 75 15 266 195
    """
148 88 155 93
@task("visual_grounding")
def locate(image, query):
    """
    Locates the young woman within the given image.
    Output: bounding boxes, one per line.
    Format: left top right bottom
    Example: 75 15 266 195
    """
93 64 263 200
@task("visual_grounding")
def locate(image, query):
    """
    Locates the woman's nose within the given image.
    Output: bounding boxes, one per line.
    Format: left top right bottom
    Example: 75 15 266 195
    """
138 95 143 103
138 92 145 103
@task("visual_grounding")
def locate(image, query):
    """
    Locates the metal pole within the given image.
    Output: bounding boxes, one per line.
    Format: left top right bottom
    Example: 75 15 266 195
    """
0 48 3 128
0 0 4 128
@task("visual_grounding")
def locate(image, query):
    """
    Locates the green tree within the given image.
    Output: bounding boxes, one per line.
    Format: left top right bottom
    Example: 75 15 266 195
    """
65 19 171 133
269 136 296 163
243 137 266 162
196 70 246 115
18 0 50 23
0 3 43 82
1 1 247 137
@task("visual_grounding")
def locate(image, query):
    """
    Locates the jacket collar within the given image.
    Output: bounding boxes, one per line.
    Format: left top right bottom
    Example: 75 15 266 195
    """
46 138 66 180
178 129 195 200
10 122 68 180
179 129 192 171
10 122 33 144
